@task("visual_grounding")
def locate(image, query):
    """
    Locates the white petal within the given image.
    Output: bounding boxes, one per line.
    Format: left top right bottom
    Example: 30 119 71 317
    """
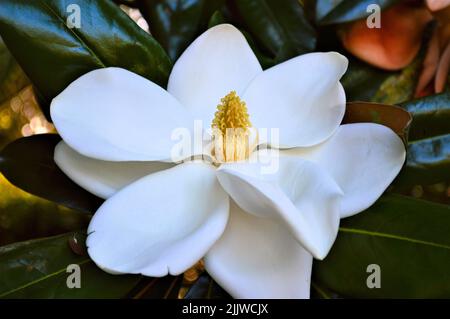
167 24 262 124
87 162 229 276
243 52 348 148
54 141 174 199
51 67 193 162
216 156 342 259
205 201 313 299
283 123 406 218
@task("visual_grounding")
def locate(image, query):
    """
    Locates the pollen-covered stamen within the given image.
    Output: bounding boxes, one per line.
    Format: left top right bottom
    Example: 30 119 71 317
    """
211 91 257 162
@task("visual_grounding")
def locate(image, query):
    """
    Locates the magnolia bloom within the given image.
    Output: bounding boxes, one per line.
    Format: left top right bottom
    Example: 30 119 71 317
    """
50 24 405 298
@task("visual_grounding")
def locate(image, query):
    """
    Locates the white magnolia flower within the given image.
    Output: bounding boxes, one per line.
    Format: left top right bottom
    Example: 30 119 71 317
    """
50 24 405 298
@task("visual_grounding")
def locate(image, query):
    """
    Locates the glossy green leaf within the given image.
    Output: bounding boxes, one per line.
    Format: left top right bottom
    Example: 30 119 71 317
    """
0 232 142 298
184 272 231 299
400 92 450 142
226 0 316 63
0 134 103 214
138 0 224 61
392 93 450 189
394 134 450 188
341 58 394 102
313 194 450 298
0 0 172 118
0 38 29 104
240 29 276 69
315 0 400 25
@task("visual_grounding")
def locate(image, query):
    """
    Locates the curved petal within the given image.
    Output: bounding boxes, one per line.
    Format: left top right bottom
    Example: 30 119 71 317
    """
87 162 229 276
54 141 174 199
216 156 342 259
167 24 262 124
243 52 347 148
283 123 406 218
205 201 313 299
51 67 193 162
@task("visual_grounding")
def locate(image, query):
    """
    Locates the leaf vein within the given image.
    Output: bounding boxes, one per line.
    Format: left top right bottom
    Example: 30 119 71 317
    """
39 0 106 68
0 259 91 298
339 227 450 250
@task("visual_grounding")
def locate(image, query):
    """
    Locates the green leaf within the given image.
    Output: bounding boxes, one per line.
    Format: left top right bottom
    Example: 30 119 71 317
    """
227 0 316 63
313 194 450 298
315 0 400 25
371 54 423 105
0 232 142 298
0 0 172 118
184 272 231 299
392 93 450 189
0 38 29 104
0 193 90 246
0 134 103 214
138 0 225 61
400 92 450 142
341 58 394 102
240 29 276 69
394 134 450 188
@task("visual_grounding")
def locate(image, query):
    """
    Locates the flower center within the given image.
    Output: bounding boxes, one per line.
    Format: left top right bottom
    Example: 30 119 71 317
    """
211 91 257 163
